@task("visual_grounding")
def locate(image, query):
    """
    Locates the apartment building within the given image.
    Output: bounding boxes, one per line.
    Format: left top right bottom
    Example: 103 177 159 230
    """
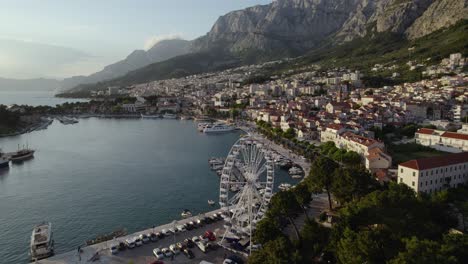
398 152 468 193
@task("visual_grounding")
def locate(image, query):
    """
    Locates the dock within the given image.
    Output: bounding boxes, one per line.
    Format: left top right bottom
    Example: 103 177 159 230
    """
36 208 229 264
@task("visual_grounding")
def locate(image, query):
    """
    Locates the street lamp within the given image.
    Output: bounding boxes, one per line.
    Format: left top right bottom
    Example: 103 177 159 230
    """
172 220 177 244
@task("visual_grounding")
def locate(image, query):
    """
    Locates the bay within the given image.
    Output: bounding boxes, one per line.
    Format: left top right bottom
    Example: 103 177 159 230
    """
0 118 297 263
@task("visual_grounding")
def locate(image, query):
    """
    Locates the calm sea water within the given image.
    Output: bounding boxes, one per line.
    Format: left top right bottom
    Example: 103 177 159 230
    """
0 118 297 263
0 90 87 106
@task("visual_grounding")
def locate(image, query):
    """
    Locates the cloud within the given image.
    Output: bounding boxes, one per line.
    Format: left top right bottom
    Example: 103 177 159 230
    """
144 34 183 50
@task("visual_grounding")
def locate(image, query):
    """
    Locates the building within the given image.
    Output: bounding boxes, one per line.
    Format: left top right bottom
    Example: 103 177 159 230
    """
398 152 468 193
415 128 468 152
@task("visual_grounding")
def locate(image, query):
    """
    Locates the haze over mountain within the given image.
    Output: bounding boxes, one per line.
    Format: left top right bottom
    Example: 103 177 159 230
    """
0 77 60 92
60 38 190 91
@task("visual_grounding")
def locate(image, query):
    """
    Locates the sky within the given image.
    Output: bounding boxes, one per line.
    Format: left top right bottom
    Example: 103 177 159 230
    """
0 0 271 79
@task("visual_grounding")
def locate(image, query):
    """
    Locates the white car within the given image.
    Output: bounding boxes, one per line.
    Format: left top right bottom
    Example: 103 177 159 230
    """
169 227 177 233
196 241 208 253
161 229 171 236
110 243 119 254
162 247 173 258
125 238 136 249
176 225 186 232
134 237 143 247
192 236 200 243
170 244 181 255
153 248 164 260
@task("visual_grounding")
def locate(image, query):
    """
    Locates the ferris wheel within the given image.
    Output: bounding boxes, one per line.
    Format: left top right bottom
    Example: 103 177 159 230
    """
219 136 275 246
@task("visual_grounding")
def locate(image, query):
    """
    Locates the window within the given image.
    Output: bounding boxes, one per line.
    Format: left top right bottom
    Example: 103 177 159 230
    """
426 171 428 176
413 172 415 177
400 177 403 183
412 181 415 186
401 168 403 173
431 170 433 175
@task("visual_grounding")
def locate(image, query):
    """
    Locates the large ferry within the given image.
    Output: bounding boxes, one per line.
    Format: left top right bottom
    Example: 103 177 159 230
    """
30 222 54 261
203 123 234 133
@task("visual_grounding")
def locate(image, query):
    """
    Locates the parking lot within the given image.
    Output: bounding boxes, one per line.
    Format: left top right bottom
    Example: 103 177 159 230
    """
38 211 246 264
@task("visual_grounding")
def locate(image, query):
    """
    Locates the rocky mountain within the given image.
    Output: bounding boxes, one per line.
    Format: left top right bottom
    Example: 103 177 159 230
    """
0 77 60 91
60 39 190 91
191 0 466 55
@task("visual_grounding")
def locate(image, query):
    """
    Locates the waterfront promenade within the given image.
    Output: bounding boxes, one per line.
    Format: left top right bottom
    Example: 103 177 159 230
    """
37 209 232 264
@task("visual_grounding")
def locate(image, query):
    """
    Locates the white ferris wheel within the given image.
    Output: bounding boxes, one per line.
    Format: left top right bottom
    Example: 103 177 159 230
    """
219 136 275 245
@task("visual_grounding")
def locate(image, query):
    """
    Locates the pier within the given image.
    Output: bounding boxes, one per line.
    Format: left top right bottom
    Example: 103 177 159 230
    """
36 208 233 264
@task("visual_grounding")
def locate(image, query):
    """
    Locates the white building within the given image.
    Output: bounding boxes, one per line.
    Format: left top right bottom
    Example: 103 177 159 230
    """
398 152 468 194
415 128 468 152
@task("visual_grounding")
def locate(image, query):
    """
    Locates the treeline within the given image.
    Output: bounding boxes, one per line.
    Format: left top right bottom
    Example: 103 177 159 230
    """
0 105 20 128
249 155 468 263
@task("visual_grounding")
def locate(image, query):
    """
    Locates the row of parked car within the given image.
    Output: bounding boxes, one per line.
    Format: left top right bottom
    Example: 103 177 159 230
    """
109 213 224 254
152 230 218 262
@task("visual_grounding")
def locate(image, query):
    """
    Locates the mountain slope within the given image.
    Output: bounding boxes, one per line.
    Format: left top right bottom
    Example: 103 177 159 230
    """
60 39 190 91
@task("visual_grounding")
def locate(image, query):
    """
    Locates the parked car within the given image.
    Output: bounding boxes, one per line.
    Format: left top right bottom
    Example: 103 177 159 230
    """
156 232 164 239
161 229 171 236
192 236 201 243
135 237 143 247
150 233 158 242
176 242 184 250
140 234 150 243
196 241 208 253
183 248 195 259
125 238 136 249
169 227 177 233
224 255 244 264
184 238 195 248
170 244 181 255
176 225 186 232
153 248 164 260
118 241 126 251
110 243 119 254
203 230 216 241
162 248 173 258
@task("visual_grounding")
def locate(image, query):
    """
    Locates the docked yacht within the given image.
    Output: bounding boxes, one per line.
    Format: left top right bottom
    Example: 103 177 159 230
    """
278 183 292 191
0 149 9 168
203 123 234 133
181 209 192 218
288 166 302 175
163 113 177 119
198 122 212 132
30 222 54 261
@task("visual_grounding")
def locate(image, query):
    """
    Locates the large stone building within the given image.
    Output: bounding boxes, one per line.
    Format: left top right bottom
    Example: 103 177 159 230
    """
398 152 468 194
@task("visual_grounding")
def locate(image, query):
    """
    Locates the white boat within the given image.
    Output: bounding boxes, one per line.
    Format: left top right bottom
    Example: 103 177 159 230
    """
203 123 234 133
141 113 161 119
291 175 303 179
288 166 302 175
181 209 192 218
198 122 212 132
208 200 216 206
30 222 54 261
163 113 177 119
278 183 292 191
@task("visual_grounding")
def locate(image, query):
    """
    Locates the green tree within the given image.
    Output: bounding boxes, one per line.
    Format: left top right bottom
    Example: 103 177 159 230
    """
331 167 378 205
268 190 302 241
284 128 296 139
249 236 301 264
253 216 282 245
292 183 312 221
306 157 338 210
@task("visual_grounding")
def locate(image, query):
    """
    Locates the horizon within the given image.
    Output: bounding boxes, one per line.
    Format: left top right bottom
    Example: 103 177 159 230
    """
0 0 271 80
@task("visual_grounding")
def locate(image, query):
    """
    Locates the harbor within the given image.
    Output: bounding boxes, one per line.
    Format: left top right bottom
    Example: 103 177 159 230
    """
0 118 299 263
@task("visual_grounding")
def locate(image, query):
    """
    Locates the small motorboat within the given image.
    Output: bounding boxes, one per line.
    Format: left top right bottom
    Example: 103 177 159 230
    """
278 183 292 191
208 200 215 206
181 209 192 218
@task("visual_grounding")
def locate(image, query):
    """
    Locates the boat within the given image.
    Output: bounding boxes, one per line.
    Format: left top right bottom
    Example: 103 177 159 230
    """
163 113 177 119
208 200 216 206
10 146 35 163
291 175 303 179
0 149 9 168
208 157 225 166
198 122 212 132
203 123 234 133
181 209 192 218
30 222 54 261
288 166 302 175
141 113 161 119
57 116 78 125
278 183 292 191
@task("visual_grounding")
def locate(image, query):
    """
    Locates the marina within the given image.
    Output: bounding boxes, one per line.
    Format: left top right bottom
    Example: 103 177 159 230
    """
0 118 298 263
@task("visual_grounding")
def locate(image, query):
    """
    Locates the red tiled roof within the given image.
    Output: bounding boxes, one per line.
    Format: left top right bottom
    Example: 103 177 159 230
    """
416 128 435 135
327 124 344 130
441 132 468 141
399 152 468 170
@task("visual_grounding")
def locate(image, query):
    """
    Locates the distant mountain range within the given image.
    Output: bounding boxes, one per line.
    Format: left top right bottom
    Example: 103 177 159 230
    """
0 77 60 91
4 0 466 96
